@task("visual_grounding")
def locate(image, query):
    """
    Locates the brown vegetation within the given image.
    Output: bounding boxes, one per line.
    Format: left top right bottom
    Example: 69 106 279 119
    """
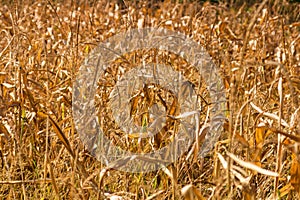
0 0 299 199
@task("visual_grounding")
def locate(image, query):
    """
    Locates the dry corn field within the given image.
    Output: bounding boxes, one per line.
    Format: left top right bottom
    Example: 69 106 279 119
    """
0 0 300 199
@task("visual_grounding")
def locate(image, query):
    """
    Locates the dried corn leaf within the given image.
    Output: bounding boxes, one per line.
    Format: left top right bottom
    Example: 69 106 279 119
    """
37 111 74 157
181 184 206 200
227 152 279 177
290 153 300 194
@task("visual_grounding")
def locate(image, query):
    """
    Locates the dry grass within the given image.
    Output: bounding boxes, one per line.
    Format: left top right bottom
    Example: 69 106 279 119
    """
0 0 299 199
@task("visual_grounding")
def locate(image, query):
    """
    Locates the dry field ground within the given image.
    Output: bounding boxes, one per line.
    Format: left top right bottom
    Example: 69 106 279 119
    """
0 0 300 199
